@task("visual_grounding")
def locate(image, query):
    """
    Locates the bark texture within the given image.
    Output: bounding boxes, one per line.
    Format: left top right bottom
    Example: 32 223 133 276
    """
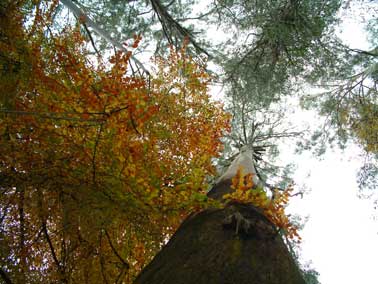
134 203 305 284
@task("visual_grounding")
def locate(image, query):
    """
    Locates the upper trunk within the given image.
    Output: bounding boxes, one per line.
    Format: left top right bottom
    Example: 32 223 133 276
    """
208 148 262 200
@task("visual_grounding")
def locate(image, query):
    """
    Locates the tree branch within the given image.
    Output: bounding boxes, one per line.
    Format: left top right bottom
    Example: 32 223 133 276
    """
82 22 100 56
42 220 66 282
346 47 378 58
104 230 130 270
149 0 209 56
59 0 150 75
0 109 105 122
92 122 104 184
99 232 110 284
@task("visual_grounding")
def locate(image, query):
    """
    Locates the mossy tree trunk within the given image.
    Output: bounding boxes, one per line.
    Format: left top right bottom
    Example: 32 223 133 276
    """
134 203 305 284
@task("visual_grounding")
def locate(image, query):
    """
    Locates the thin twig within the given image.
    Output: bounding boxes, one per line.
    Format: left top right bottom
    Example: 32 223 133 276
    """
42 221 66 281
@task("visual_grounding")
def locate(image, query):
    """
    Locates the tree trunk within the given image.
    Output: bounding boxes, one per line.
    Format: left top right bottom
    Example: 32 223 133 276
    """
135 148 306 284
134 203 305 284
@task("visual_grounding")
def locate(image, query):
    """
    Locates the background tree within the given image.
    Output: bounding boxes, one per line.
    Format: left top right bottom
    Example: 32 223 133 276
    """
0 1 229 283
204 0 342 198
210 0 378 202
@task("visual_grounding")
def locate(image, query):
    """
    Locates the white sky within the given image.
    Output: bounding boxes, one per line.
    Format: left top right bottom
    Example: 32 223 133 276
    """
285 13 378 284
287 148 378 284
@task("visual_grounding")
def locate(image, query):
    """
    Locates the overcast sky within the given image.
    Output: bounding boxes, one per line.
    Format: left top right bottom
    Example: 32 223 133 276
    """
286 147 378 284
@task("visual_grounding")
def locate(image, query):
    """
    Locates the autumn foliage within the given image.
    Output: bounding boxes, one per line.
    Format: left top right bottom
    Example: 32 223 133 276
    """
223 167 301 242
0 1 229 283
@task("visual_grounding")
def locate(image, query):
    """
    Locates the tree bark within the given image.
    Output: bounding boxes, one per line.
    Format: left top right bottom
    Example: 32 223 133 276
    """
134 203 305 284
